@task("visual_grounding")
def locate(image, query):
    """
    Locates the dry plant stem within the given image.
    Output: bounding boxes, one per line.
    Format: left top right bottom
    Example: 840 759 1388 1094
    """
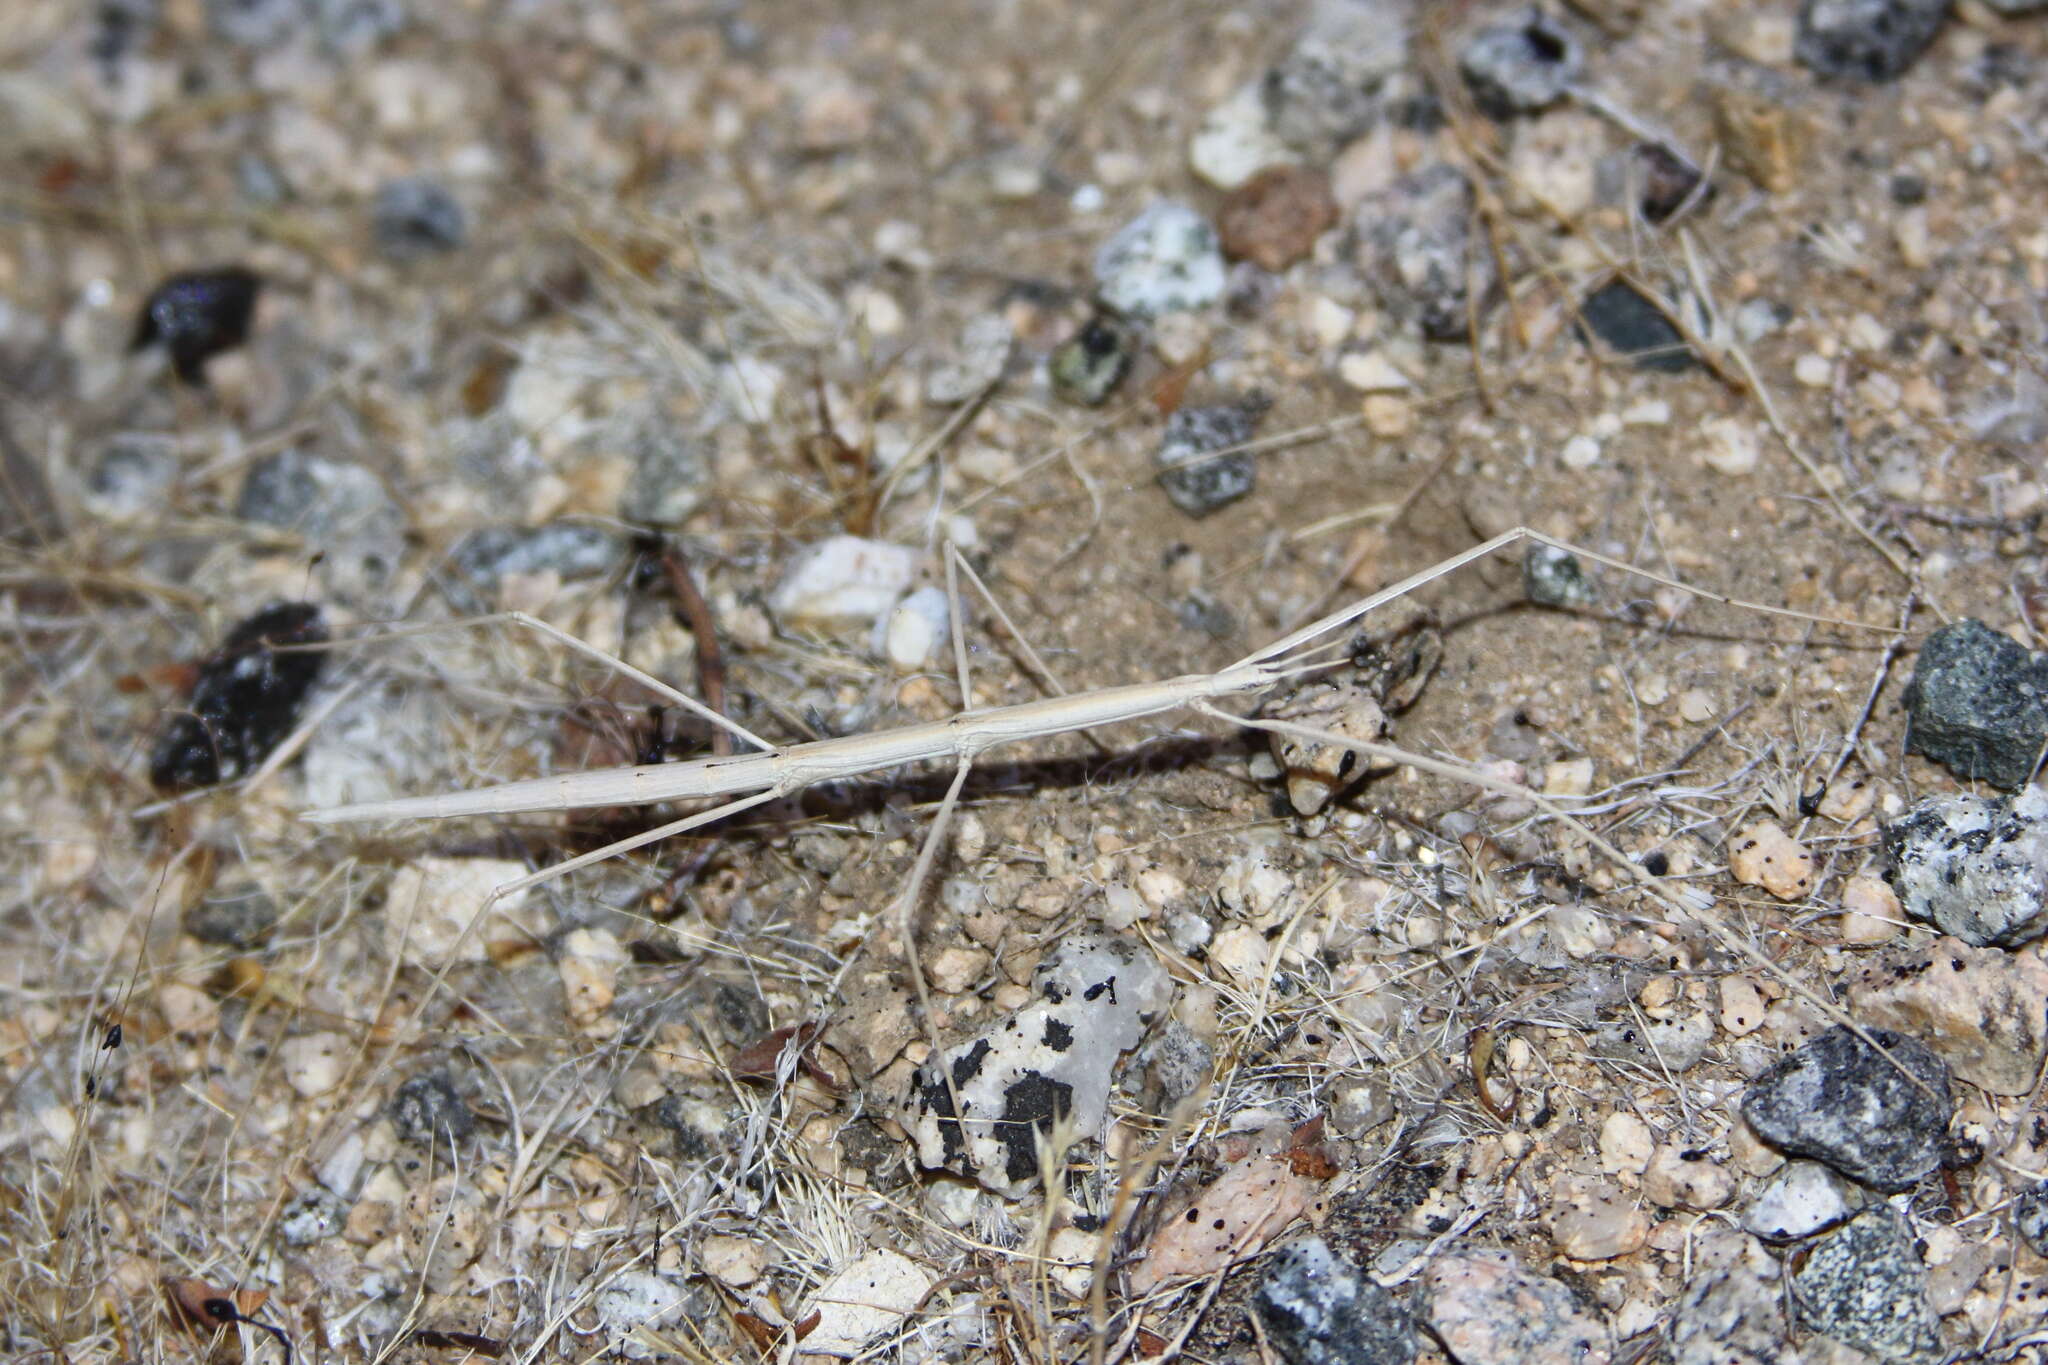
654 542 732 757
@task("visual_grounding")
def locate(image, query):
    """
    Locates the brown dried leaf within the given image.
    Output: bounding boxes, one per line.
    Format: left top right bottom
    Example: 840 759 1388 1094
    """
728 1020 834 1089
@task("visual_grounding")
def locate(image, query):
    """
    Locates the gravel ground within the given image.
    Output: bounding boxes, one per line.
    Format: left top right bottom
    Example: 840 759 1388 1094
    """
4 0 2048 1362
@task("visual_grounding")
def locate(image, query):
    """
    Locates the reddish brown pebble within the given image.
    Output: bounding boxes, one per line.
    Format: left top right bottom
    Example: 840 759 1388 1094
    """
1216 165 1337 273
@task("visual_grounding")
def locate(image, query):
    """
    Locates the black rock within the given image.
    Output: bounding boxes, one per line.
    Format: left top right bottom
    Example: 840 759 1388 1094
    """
131 266 262 386
372 177 466 261
1741 1026 1951 1192
1796 0 1952 83
390 1072 475 1147
1881 788 2048 947
1902 618 2048 790
149 602 328 793
1155 396 1270 518
2018 1179 2048 1258
1459 7 1583 120
1257 1237 1417 1365
1790 1207 1943 1364
1577 280 1695 372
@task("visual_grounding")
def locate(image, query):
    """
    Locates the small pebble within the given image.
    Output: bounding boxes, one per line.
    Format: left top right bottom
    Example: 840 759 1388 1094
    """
1643 1144 1734 1211
1728 821 1816 901
390 1071 475 1147
1883 787 2048 947
1790 1207 1943 1363
1839 874 1902 944
1550 1179 1649 1259
881 585 949 672
1560 433 1602 470
1259 2 1409 153
281 1032 347 1097
1524 543 1596 608
1155 395 1269 518
768 535 920 630
698 1234 768 1288
2017 1180 2048 1259
1598 1111 1653 1174
371 177 465 261
1356 164 1488 341
1459 8 1584 119
1188 83 1293 191
1216 165 1337 273
926 314 1013 405
131 266 262 386
1257 1238 1418 1365
1049 315 1136 406
1424 1250 1611 1362
277 1188 350 1246
1847 934 2048 1094
1795 0 1952 84
1795 352 1833 387
803 1250 931 1356
1744 1160 1858 1242
1668 1262 1788 1365
1900 619 2048 792
1094 201 1226 320
1699 418 1760 476
1741 1025 1952 1191
1578 280 1695 372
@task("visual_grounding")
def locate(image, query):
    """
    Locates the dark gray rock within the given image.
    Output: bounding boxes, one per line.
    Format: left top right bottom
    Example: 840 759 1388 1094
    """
2019 1179 2048 1258
1741 1026 1951 1192
1668 1261 1789 1365
1790 1207 1943 1363
371 177 466 261
1156 396 1269 517
1902 618 2048 790
1881 787 2048 947
1796 0 1952 83
1459 8 1582 120
1578 280 1695 372
390 1072 475 1147
183 883 280 948
277 1188 350 1246
446 522 624 609
1524 543 1595 608
1357 164 1490 342
1257 1237 1416 1365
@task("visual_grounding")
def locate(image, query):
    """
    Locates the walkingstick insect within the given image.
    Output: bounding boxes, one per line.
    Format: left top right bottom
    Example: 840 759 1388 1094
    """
305 523 1936 1134
305 524 1884 890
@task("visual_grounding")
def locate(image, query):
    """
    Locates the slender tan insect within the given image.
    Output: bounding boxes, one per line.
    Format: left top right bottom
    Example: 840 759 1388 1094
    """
307 524 1932 1115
